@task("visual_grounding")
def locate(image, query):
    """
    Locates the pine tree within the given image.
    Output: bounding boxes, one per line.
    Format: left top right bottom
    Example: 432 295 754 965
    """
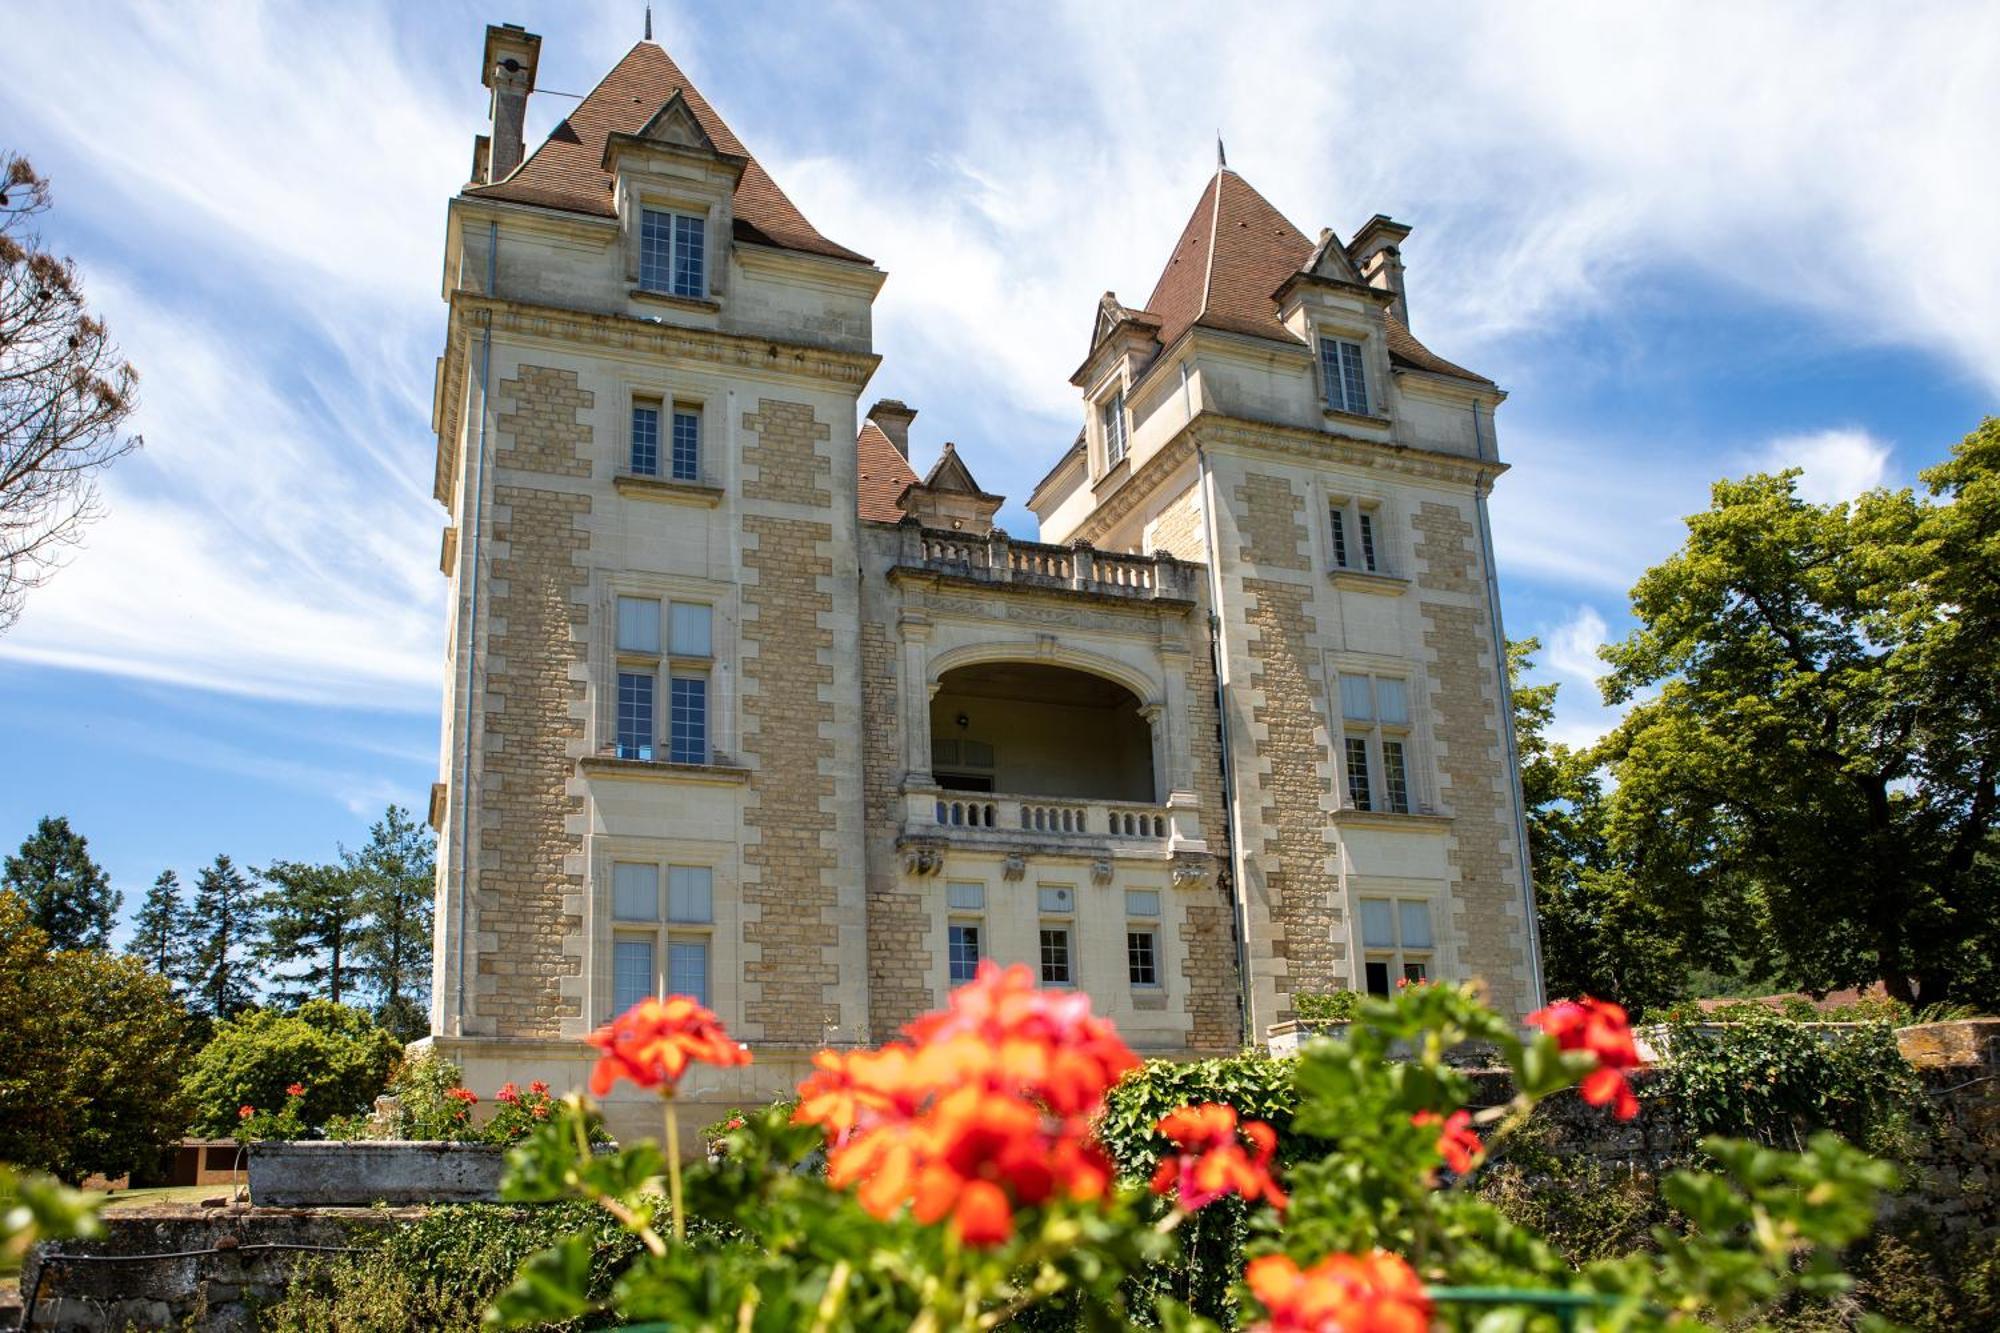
3 815 120 950
349 805 435 1041
126 869 192 984
258 859 364 1007
186 854 262 1019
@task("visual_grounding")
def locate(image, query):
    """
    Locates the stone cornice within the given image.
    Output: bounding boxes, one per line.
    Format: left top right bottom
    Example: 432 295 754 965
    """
433 291 882 507
1070 410 1507 546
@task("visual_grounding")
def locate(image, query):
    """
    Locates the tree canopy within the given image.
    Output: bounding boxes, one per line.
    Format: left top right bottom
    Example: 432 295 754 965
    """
1596 418 2000 1008
3 814 119 950
0 890 191 1183
186 854 262 1020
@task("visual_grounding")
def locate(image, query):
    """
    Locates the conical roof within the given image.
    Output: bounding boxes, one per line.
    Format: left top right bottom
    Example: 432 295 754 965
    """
1138 168 1489 385
466 41 867 264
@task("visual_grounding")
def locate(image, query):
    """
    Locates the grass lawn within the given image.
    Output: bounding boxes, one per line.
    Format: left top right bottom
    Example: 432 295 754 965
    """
94 1182 238 1212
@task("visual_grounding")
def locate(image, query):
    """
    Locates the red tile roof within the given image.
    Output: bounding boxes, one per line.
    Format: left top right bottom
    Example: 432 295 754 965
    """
466 42 868 265
856 421 921 523
1140 168 1489 385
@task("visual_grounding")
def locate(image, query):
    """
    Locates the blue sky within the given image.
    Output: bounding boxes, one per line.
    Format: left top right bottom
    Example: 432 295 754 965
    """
2 1 1994 940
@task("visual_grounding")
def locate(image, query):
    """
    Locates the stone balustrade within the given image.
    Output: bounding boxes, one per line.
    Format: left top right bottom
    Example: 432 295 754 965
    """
906 788 1191 850
900 527 1197 603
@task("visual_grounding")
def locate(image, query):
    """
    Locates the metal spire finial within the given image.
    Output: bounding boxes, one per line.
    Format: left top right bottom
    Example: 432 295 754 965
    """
644 5 653 40
1216 133 1226 170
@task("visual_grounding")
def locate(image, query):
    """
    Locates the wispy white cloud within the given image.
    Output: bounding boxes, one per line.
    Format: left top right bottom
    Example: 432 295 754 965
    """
0 0 1991 716
1527 604 1629 750
1753 428 1893 503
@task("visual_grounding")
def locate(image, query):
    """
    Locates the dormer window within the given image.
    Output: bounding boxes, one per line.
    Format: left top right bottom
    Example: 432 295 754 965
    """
639 208 706 298
1319 337 1369 416
1101 388 1128 469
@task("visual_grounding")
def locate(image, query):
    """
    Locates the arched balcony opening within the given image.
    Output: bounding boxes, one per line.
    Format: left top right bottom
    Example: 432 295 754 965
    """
930 662 1156 804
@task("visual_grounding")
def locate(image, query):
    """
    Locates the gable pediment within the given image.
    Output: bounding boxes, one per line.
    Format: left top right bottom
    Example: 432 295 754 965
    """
636 90 715 153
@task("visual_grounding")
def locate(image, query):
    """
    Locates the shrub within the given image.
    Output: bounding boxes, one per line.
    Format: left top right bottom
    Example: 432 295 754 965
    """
181 1000 400 1136
382 1054 585 1145
482 978 1896 1331
0 891 193 1183
1290 991 1361 1023
1651 1006 1921 1155
261 1202 640 1332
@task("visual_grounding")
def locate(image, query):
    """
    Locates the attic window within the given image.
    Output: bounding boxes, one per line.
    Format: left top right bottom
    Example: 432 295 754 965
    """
1101 388 1129 468
640 208 706 299
1319 337 1369 416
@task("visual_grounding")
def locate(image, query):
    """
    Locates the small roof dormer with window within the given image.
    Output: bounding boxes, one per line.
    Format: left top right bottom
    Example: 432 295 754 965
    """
455 32 881 350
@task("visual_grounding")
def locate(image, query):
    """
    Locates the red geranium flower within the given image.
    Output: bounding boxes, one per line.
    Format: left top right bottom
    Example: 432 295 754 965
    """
586 995 751 1097
446 1086 478 1104
238 1105 255 1120
530 1103 549 1119
1412 1109 1483 1176
527 1080 550 1096
798 961 1137 1247
1529 997 1644 1120
1150 1103 1287 1212
1245 1249 1432 1333
496 1082 520 1104
286 1083 305 1098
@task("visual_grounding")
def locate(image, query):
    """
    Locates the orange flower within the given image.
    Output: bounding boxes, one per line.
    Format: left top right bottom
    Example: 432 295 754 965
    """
496 1082 521 1104
1529 997 1643 1121
1245 1250 1432 1333
286 1083 305 1098
527 1080 550 1096
586 995 751 1097
446 1086 478 1104
1412 1109 1483 1176
799 962 1137 1247
238 1105 255 1120
1150 1103 1287 1212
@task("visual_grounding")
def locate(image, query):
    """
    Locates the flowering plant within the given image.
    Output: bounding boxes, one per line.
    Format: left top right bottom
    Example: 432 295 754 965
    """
488 978 1895 1330
233 1080 308 1144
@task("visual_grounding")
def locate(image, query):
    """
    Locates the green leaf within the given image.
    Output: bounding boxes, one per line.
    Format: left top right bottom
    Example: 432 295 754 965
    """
482 1233 599 1328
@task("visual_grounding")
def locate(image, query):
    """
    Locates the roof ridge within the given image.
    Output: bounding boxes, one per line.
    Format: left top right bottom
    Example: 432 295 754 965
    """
1197 164 1226 329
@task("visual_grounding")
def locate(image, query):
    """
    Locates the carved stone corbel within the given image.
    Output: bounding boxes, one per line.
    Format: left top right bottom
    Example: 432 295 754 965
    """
899 837 947 878
1170 852 1218 892
1090 858 1114 887
1001 853 1027 882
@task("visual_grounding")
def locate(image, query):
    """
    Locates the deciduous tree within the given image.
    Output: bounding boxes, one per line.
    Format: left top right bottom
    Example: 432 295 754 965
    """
1599 420 2000 1007
0 891 191 1184
3 813 118 950
1509 640 1687 1015
0 153 141 631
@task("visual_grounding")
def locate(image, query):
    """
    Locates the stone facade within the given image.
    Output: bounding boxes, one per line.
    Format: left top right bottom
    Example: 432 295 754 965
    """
425 24 1538 1135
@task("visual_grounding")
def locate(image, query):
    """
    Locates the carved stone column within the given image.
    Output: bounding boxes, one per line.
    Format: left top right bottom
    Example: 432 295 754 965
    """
899 610 934 787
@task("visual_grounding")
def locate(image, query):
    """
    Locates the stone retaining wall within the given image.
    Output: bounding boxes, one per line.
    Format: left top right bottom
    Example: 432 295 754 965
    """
19 1206 415 1331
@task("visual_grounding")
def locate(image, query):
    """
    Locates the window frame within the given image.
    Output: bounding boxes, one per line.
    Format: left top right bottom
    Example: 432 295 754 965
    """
1357 894 1436 996
1338 672 1416 814
606 856 718 1020
1038 925 1074 987
1328 495 1387 575
1126 927 1159 988
1100 385 1129 470
670 403 701 482
638 206 707 299
1318 335 1370 416
630 399 663 477
609 593 717 765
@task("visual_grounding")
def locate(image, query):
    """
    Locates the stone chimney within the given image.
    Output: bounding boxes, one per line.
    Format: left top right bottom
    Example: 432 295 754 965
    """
1350 215 1413 328
867 399 918 459
481 24 542 184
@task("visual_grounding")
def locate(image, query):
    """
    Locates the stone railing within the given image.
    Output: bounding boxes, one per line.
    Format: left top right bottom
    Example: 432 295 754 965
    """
908 788 1192 849
900 528 1197 602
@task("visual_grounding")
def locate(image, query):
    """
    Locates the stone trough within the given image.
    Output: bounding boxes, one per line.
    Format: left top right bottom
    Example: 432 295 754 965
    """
245 1140 511 1207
